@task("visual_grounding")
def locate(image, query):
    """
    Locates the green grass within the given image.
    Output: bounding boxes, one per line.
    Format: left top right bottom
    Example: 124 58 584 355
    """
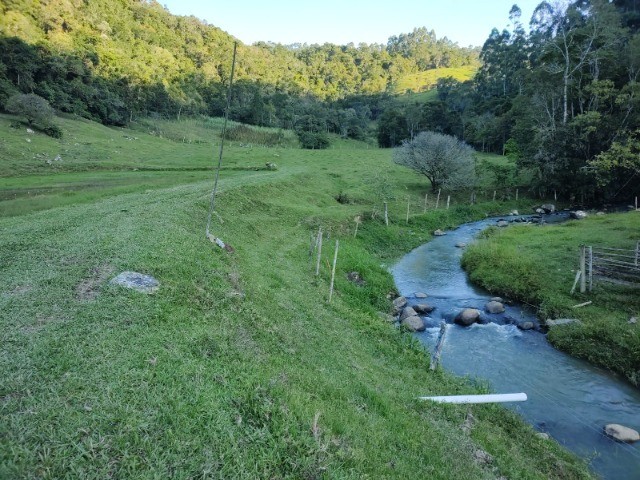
0 114 592 478
462 213 640 386
393 66 477 96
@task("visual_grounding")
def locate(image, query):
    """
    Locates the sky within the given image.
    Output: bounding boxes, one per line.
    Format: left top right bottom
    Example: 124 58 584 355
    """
160 0 544 48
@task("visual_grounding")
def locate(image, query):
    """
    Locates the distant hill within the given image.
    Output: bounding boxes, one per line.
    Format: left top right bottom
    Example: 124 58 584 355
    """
0 0 478 126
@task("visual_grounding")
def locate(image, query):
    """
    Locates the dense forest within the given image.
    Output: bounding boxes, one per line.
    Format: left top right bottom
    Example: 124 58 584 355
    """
0 0 477 134
1 0 639 201
382 0 640 202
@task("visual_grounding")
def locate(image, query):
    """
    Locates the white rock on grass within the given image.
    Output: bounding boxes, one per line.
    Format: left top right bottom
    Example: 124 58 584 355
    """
111 271 159 294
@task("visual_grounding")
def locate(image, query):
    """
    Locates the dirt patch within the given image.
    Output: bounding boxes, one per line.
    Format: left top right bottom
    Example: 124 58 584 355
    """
21 313 67 334
76 264 115 301
6 284 33 296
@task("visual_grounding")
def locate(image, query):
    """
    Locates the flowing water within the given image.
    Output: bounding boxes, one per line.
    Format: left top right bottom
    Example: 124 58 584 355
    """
391 217 640 479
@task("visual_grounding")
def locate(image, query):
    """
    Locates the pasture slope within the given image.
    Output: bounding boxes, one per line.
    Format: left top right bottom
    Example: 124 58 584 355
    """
0 114 591 478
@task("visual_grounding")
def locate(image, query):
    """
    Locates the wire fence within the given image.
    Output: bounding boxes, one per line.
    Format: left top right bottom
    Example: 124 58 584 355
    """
578 243 640 292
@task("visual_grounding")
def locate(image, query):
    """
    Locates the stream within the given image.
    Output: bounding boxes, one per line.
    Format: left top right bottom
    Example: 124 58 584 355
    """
391 216 640 479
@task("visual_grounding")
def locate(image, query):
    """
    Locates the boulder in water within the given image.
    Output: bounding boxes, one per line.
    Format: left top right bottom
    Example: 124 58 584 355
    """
570 210 588 220
540 204 556 213
400 306 418 321
485 301 505 314
517 321 535 331
455 308 480 326
413 303 435 314
604 424 640 443
401 315 426 332
414 292 428 298
496 220 509 227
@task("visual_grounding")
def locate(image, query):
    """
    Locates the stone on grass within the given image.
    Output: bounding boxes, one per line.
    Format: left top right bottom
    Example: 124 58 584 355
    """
111 271 159 294
378 312 397 323
413 303 435 314
496 220 509 227
570 210 588 220
509 210 519 216
604 424 640 443
400 306 418 321
455 308 480 326
401 315 426 332
546 318 582 327
485 301 505 314
628 317 637 325
433 229 447 236
537 432 550 440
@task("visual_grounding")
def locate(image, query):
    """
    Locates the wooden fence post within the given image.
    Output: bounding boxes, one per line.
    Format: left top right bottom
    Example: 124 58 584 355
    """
516 189 519 201
430 322 448 371
315 228 323 276
580 245 586 293
353 216 361 238
436 189 441 209
493 190 496 202
384 202 389 226
588 246 593 292
636 241 639 267
446 195 451 210
328 240 339 303
406 197 410 224
424 193 428 213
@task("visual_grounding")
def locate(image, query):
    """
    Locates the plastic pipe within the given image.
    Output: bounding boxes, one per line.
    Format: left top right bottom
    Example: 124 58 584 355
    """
419 393 527 404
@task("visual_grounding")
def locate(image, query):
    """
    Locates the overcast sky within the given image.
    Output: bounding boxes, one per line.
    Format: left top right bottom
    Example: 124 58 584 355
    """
161 0 544 48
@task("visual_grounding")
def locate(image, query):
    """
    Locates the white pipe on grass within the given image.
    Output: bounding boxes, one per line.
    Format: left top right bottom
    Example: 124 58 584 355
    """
419 393 527 404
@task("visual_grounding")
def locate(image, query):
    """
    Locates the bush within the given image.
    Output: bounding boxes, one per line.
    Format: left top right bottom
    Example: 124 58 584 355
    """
5 93 54 126
43 124 63 138
297 131 330 149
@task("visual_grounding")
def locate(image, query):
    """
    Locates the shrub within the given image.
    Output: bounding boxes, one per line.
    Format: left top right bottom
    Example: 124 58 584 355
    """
43 124 63 138
5 93 54 126
297 131 330 149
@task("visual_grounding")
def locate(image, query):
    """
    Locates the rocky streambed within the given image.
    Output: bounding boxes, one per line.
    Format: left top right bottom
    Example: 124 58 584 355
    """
390 215 640 479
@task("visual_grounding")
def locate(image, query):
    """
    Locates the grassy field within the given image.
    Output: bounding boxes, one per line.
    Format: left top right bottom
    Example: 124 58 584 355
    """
462 214 640 386
0 114 592 478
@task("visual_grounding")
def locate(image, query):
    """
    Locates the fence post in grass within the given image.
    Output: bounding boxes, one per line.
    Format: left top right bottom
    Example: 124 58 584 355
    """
516 189 519 201
315 228 323 276
384 202 389 226
588 246 593 292
493 190 496 202
436 189 441 209
328 240 339 303
353 216 361 238
554 189 558 201
424 193 428 213
446 195 451 210
580 245 586 294
636 196 638 211
406 197 410 224
636 241 639 267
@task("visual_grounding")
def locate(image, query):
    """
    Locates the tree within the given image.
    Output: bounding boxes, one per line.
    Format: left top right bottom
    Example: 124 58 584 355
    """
5 93 54 126
393 131 476 191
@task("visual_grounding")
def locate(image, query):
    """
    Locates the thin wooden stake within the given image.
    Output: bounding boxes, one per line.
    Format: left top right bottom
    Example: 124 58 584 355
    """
635 241 639 267
580 245 586 294
554 189 557 201
446 195 451 209
436 189 441 209
353 216 361 238
328 240 339 303
636 196 639 211
424 193 428 213
589 246 593 292
516 189 519 201
315 228 323 276
406 197 410 224
493 190 496 202
384 202 389 226
570 270 581 294
572 301 592 308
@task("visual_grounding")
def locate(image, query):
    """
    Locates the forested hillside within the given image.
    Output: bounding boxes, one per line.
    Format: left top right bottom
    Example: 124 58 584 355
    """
0 0 477 131
382 1 640 202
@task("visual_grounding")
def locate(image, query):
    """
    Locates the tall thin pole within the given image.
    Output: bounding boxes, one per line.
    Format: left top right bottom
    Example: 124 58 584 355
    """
206 42 237 238
328 240 339 303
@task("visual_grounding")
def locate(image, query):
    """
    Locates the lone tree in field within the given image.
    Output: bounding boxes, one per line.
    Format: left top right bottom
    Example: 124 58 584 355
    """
393 131 476 191
5 93 54 126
